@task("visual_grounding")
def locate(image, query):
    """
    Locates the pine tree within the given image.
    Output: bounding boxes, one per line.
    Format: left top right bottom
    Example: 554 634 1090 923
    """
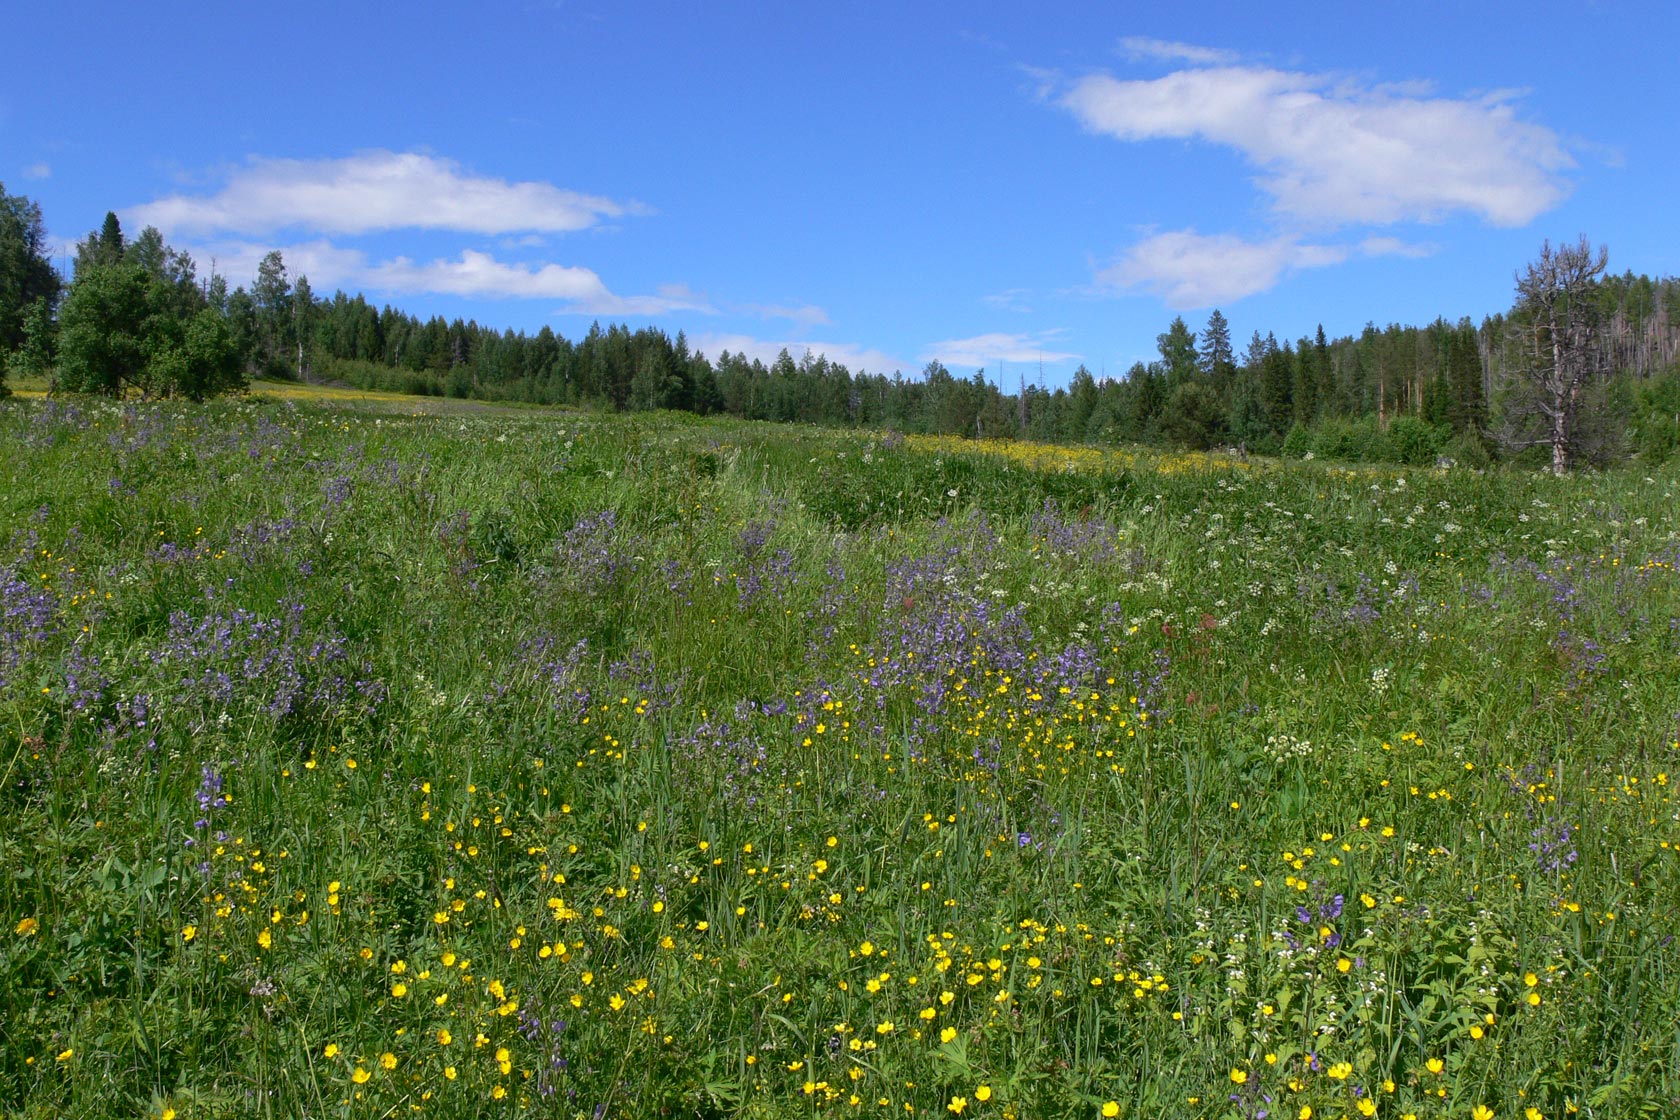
73 211 127 277
1259 335 1293 433
1199 309 1234 386
1156 316 1198 391
1293 337 1318 426
1313 326 1334 417
1447 322 1487 436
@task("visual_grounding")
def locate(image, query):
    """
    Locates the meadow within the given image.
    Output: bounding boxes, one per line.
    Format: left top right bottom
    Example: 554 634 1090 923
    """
1 390 1677 1120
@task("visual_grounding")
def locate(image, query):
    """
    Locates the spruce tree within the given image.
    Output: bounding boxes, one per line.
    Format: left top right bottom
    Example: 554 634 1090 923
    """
1198 309 1234 387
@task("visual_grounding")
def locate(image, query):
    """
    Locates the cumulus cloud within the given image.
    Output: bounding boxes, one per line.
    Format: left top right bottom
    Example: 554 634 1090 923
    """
128 150 645 237
689 333 905 375
1098 229 1427 309
1060 61 1571 227
920 331 1079 369
178 239 710 316
22 162 51 180
366 252 713 315
115 150 716 313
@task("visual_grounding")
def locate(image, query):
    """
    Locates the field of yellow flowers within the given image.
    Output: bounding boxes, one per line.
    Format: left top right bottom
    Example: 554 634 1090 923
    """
1 396 1676 1119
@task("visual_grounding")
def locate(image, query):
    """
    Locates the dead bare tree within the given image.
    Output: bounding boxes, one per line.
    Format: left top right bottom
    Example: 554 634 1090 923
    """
1501 236 1610 474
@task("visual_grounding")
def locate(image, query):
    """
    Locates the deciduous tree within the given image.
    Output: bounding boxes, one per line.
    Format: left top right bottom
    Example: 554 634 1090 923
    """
1 183 62 356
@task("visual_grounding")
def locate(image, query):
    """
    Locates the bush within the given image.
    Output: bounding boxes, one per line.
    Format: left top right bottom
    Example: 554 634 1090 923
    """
1444 429 1493 469
1280 421 1311 458
1309 418 1361 463
1383 415 1444 466
1636 411 1678 463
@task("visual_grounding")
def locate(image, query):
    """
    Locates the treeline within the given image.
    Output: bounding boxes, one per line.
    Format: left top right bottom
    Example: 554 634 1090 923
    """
6 185 1680 467
289 266 1680 468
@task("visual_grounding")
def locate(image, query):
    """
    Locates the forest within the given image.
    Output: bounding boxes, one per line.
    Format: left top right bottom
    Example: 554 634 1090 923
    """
6 185 1680 469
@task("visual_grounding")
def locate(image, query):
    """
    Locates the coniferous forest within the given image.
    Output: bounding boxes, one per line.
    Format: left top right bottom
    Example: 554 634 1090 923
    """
7 186 1680 470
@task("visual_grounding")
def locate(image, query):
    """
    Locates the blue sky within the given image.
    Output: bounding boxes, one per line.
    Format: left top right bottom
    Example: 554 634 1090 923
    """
5 2 1677 386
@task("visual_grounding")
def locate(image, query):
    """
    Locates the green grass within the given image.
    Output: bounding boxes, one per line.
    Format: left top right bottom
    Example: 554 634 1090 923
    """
1 392 1677 1119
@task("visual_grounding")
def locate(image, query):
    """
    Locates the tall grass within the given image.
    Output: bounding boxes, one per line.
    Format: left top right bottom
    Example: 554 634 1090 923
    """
1 393 1676 1119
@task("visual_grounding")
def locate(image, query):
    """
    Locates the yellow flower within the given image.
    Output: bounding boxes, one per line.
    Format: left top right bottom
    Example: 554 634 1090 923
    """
1298 1108 1312 1120
256 927 272 950
1327 1062 1352 1080
1426 1057 1444 1074
379 1051 397 1070
1102 1104 1120 1119
391 982 408 998
15 917 39 936
948 1097 967 1114
180 925 196 942
56 1048 73 1062
324 1043 340 1058
1357 1101 1377 1117
445 1066 458 1080
1231 1068 1248 1085
941 1026 958 1044
437 1029 452 1046
492 1085 507 1099
351 1067 370 1084
1525 1109 1543 1120
975 1086 992 1101
1526 990 1542 1006
1472 1107 1495 1120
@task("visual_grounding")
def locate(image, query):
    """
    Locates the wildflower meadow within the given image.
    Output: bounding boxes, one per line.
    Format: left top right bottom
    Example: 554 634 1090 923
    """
1 391 1677 1119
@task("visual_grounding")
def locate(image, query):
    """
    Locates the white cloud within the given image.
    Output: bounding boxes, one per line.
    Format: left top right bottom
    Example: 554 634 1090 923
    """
1098 229 1434 307
22 162 51 180
1357 235 1437 260
920 331 1079 369
689 333 906 375
1097 230 1348 308
176 239 710 315
1059 62 1571 227
1118 37 1237 66
128 150 645 237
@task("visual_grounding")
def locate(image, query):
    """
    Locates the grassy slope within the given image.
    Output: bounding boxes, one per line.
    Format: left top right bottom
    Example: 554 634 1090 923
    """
1 388 1676 1119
